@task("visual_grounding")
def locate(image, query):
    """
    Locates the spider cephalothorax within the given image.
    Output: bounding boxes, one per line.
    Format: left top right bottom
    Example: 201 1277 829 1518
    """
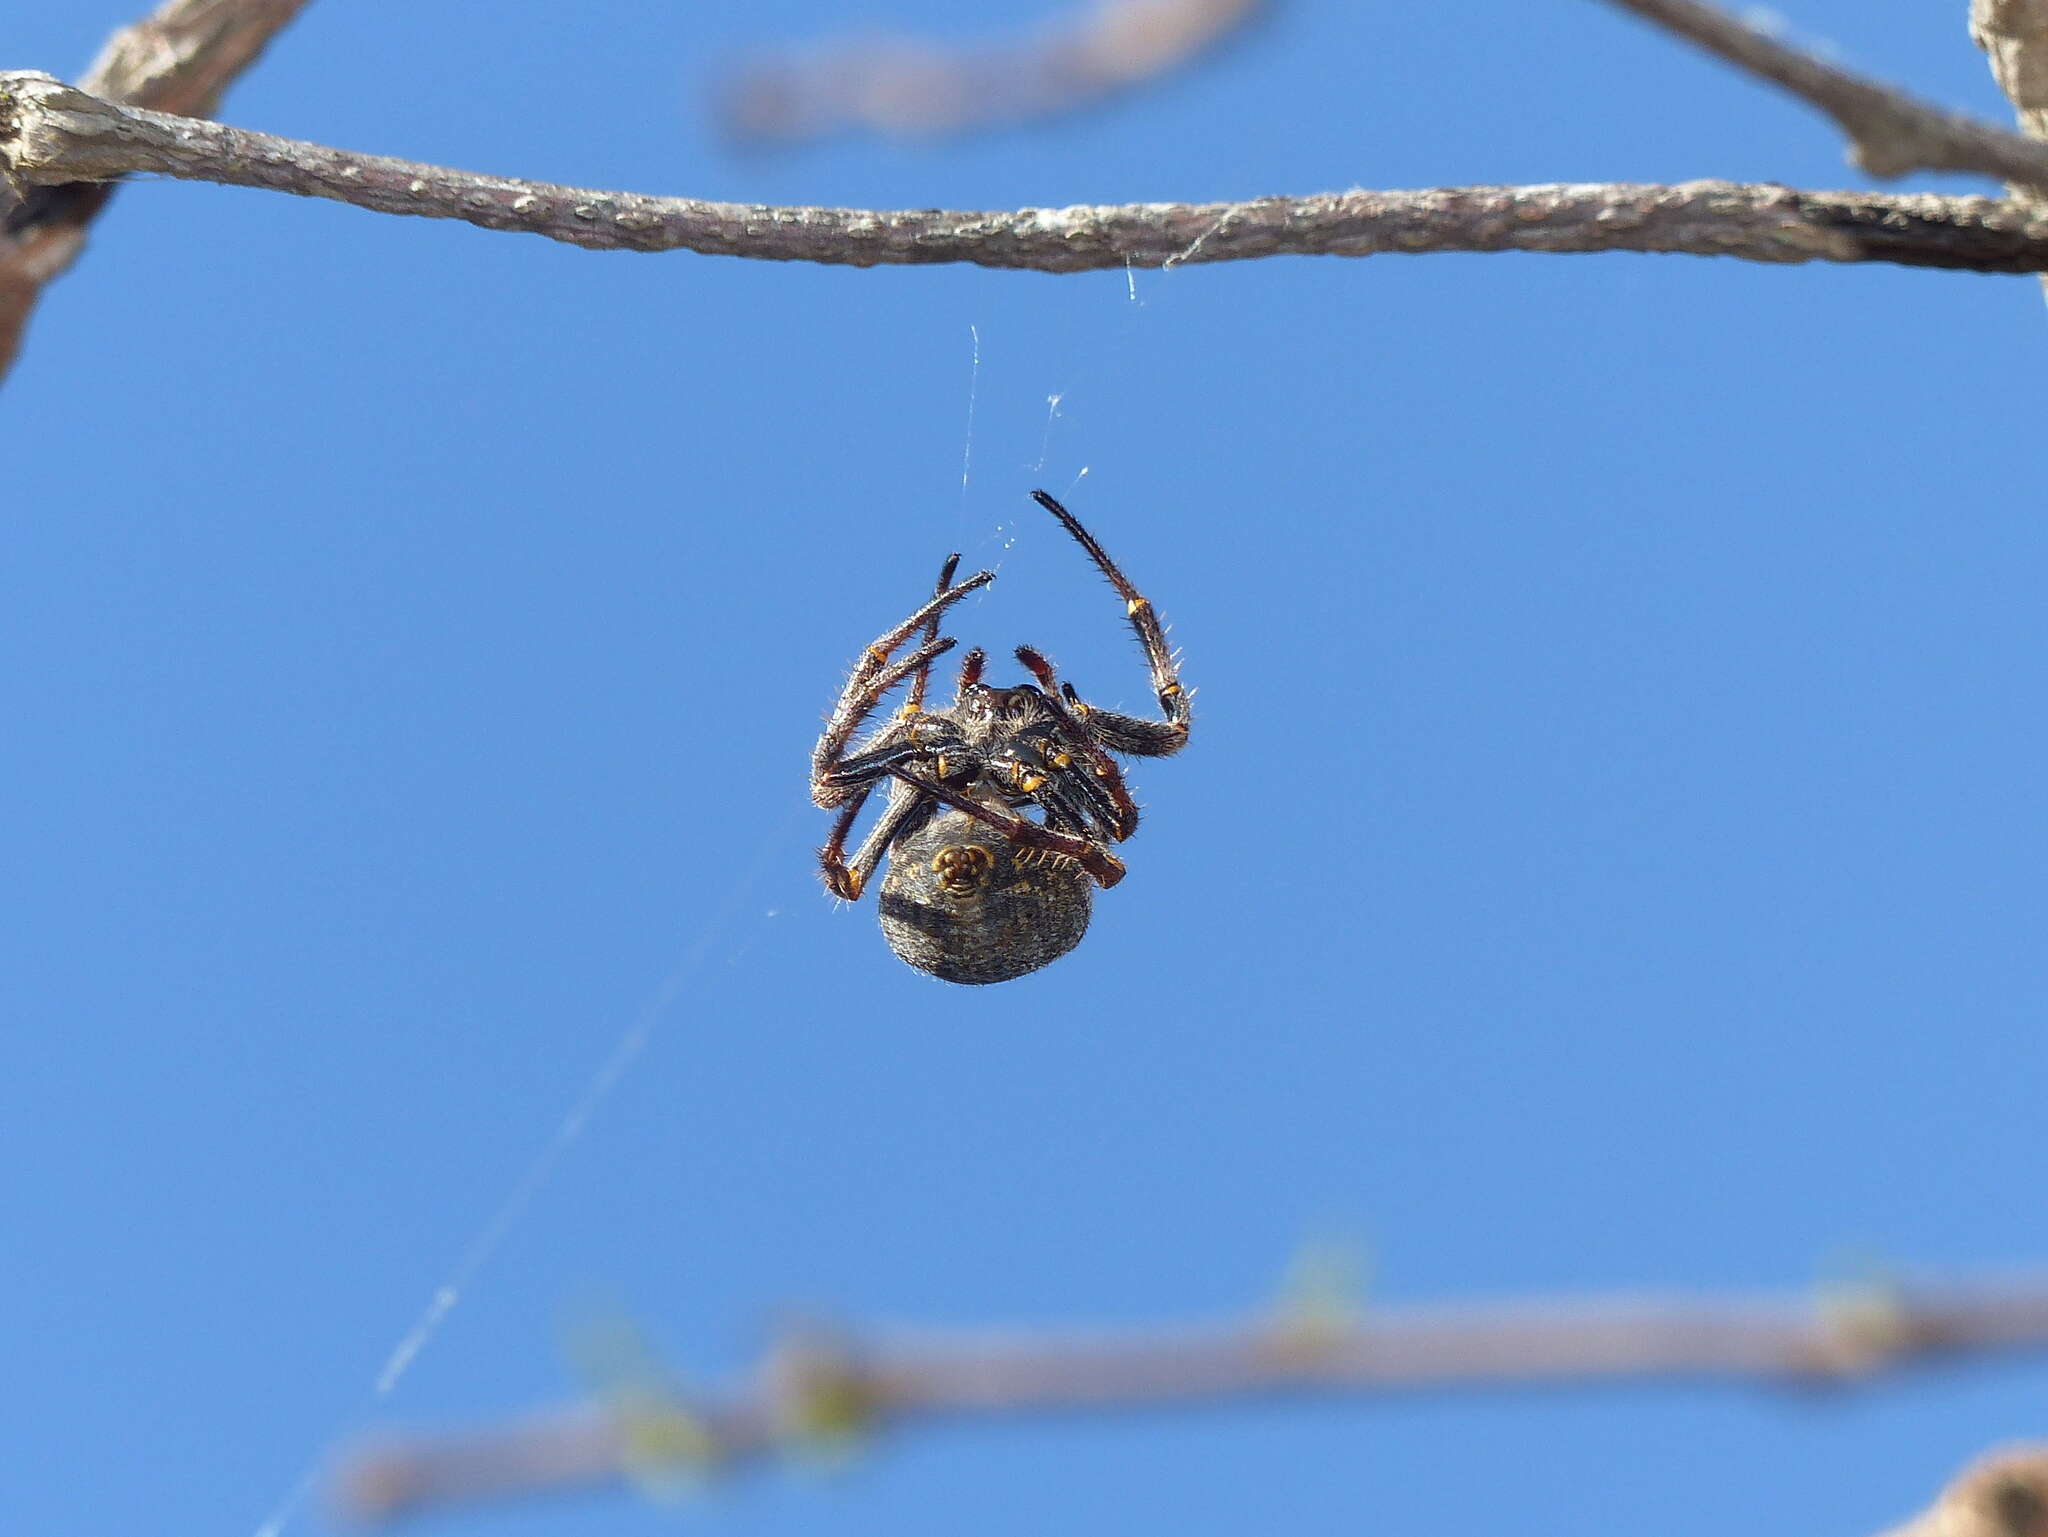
810 490 1190 984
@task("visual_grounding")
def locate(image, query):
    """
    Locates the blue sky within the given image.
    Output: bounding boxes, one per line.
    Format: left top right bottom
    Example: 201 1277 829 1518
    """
8 3 2048 1535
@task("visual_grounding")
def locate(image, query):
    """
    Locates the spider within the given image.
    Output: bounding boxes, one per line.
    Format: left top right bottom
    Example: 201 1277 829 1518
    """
810 489 1191 985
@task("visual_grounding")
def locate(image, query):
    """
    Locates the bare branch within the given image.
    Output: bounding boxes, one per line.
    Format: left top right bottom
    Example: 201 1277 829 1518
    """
0 0 307 384
1879 1444 2048 1537
722 0 1264 144
338 1272 2048 1523
1603 0 2048 187
6 75 2048 278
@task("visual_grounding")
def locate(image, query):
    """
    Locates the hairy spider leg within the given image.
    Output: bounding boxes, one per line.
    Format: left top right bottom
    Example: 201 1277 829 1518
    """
823 777 938 901
1045 749 1135 843
819 716 973 795
815 649 973 893
1026 757 1127 844
904 553 961 716
812 568 993 809
1012 644 1142 839
889 765 1127 889
1029 489 1190 757
953 645 986 699
817 793 870 898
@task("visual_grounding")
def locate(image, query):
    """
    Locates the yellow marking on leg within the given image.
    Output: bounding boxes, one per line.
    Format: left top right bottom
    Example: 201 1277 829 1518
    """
1126 598 1150 617
1019 772 1046 793
1050 751 1072 768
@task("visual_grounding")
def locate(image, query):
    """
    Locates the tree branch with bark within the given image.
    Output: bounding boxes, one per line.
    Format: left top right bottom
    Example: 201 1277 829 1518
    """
8 71 2048 281
11 0 2048 337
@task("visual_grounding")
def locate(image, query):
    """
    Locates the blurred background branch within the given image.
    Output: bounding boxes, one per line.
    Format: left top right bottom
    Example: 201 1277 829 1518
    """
718 0 1264 145
340 1270 2048 1525
1883 1444 2048 1537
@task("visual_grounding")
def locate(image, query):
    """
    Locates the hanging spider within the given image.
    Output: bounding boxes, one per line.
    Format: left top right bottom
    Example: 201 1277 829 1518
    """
811 489 1191 984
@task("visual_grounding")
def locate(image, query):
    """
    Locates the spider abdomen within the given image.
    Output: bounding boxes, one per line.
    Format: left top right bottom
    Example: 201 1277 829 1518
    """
876 806 1092 985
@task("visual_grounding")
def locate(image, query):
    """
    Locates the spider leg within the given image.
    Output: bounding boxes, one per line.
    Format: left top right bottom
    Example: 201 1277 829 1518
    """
1013 645 1141 839
822 726 975 794
812 639 960 806
817 611 976 892
888 766 1127 889
987 719 1132 845
817 789 873 899
904 554 961 716
1045 756 1133 843
812 569 991 808
865 636 960 705
1030 489 1190 757
821 778 935 901
1022 759 1127 845
951 646 986 701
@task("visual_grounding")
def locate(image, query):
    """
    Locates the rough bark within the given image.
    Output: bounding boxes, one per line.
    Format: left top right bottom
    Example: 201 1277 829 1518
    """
9 76 2048 276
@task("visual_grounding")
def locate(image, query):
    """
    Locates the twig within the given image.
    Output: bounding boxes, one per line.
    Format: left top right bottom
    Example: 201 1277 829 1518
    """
0 0 308 383
338 1272 2048 1523
7 76 2048 277
722 0 1264 144
1602 0 2048 186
